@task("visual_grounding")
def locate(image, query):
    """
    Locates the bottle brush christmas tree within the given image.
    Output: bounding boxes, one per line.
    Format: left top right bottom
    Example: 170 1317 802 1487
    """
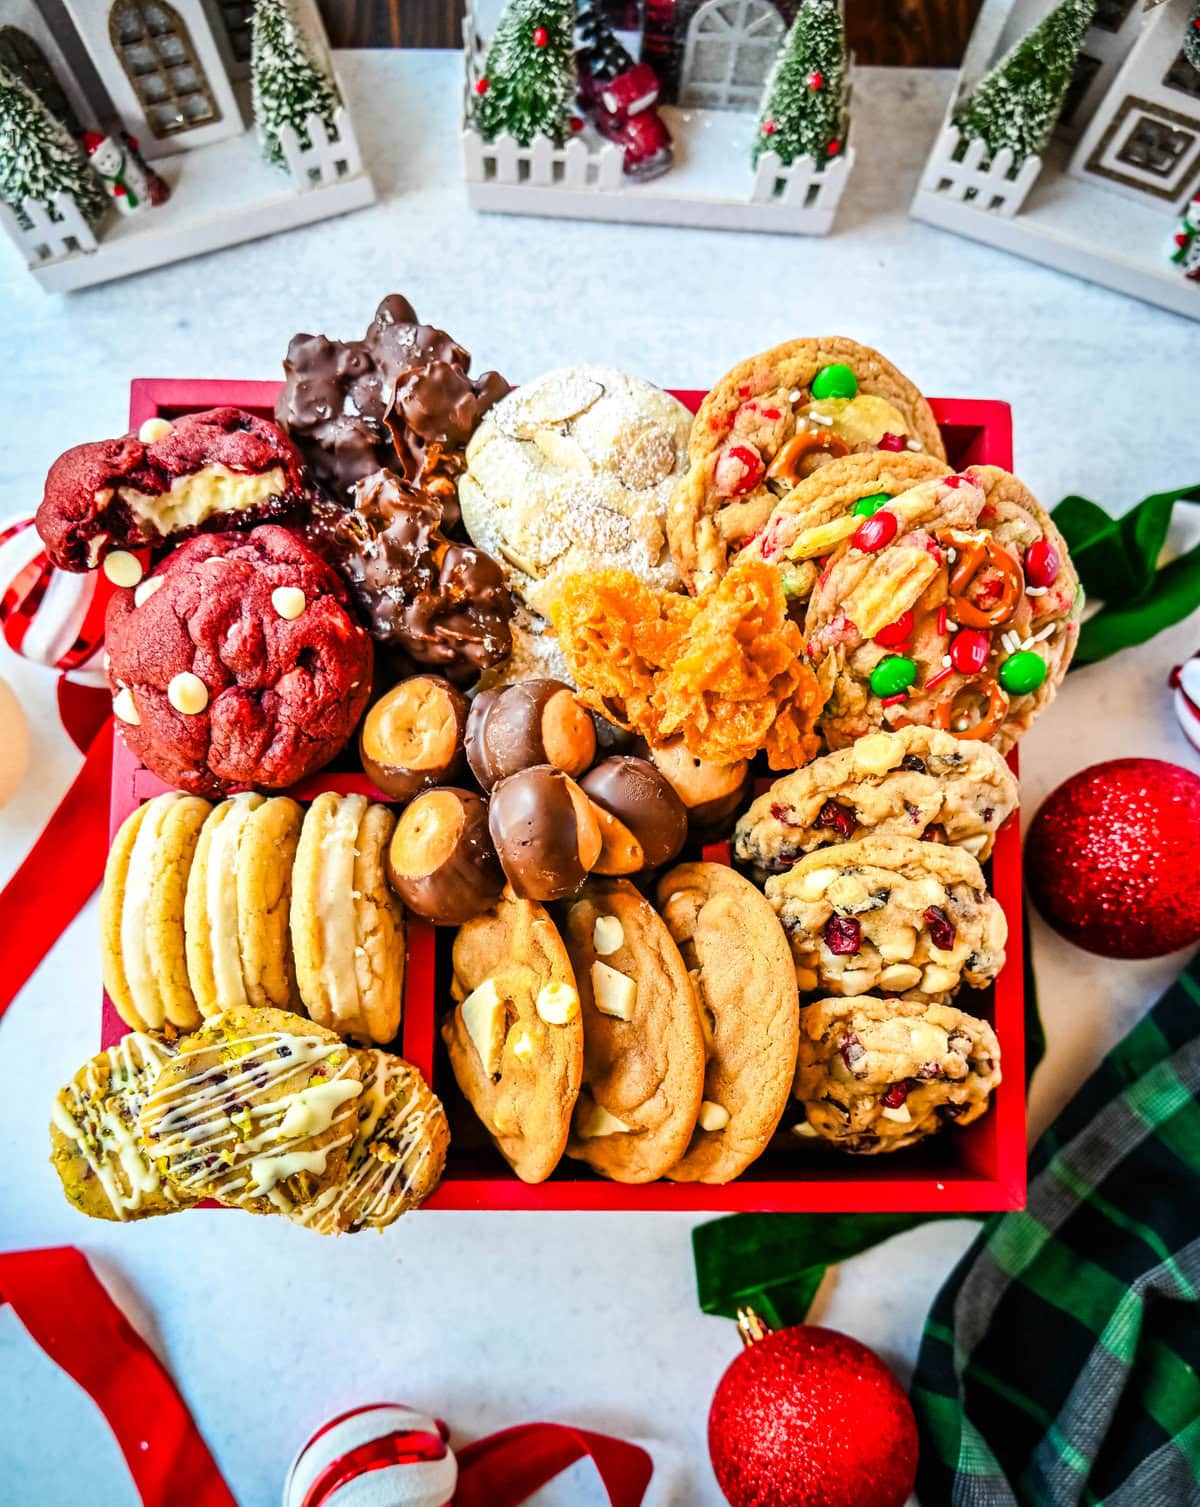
475 0 578 147
252 0 343 171
953 0 1097 165
0 65 106 231
754 0 848 168
577 0 634 83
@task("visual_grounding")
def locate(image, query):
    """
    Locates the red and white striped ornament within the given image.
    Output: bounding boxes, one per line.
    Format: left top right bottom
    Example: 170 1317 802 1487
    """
284 1404 457 1507
0 517 114 686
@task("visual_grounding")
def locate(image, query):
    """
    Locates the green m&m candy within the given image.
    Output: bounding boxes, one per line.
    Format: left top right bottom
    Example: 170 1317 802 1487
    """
999 650 1047 695
811 363 858 401
869 655 917 699
852 493 890 517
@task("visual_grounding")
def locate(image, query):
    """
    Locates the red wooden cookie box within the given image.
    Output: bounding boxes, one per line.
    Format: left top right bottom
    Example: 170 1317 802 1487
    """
102 378 1025 1215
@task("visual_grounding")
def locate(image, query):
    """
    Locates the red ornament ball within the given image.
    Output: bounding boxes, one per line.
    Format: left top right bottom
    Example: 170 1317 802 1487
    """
827 139 841 156
708 1323 918 1507
806 69 824 89
532 23 548 45
1026 759 1200 959
474 76 489 95
762 118 777 135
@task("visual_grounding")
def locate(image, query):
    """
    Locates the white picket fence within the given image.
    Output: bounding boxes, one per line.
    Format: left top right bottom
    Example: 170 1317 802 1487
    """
918 123 1043 219
0 190 98 268
276 106 364 190
750 146 853 213
463 128 625 190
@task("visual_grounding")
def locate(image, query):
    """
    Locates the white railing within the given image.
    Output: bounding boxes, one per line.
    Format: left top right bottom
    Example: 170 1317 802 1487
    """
277 105 364 190
0 190 98 268
918 122 1043 219
463 127 625 190
750 146 854 213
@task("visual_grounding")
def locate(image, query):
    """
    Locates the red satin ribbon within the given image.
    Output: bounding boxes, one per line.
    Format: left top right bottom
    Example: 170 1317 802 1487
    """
456 1422 653 1507
0 718 113 1023
0 1247 237 1507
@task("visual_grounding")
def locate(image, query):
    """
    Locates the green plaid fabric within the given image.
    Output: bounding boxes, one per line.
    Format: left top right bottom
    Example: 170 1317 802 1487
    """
912 957 1200 1507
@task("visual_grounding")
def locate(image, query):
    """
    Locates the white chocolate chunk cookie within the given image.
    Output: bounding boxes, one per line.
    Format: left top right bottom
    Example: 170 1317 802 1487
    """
291 793 406 1045
656 863 798 1185
563 878 705 1184
792 995 1001 1153
764 834 1007 1002
443 890 583 1183
734 725 1018 877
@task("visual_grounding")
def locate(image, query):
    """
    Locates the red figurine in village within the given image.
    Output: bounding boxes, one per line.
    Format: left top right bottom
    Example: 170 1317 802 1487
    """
576 0 674 180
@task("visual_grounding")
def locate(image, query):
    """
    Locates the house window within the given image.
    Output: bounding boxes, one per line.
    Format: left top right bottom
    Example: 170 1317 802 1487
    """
1164 49 1200 102
1060 52 1102 127
0 25 82 136
1117 115 1192 176
1084 94 1200 201
1090 0 1137 33
679 0 785 110
108 0 220 138
215 0 255 64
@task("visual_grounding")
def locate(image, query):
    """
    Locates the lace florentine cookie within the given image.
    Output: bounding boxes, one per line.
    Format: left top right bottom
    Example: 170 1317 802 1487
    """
804 465 1080 752
734 725 1018 877
764 834 1007 1001
669 337 945 594
791 995 1001 1153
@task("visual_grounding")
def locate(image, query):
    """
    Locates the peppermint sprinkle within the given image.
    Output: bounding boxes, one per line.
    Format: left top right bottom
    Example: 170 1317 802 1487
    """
1026 585 1049 596
907 438 924 452
788 389 803 403
941 654 952 668
947 547 957 564
1026 622 1057 647
808 410 834 427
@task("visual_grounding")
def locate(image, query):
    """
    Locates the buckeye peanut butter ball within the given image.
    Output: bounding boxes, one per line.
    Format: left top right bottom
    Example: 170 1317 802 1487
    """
105 525 372 797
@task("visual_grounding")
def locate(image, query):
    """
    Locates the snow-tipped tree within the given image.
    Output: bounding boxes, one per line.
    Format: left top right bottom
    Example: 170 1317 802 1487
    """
753 0 848 167
251 0 343 170
0 65 106 230
475 0 578 147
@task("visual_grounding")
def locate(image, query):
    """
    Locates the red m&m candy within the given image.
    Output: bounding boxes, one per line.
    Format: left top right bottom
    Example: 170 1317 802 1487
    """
851 511 898 553
1025 539 1060 588
874 610 913 648
950 628 991 675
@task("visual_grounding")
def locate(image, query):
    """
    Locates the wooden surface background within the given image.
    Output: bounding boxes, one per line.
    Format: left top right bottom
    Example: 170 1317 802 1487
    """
317 0 983 68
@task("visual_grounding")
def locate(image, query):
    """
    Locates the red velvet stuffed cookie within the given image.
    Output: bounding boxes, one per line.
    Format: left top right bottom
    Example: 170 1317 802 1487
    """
37 408 307 573
105 525 372 796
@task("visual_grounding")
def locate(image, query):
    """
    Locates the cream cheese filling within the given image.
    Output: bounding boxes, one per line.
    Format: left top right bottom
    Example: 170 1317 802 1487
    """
119 464 285 535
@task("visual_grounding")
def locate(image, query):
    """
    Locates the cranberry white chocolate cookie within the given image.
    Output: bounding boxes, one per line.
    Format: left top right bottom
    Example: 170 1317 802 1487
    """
101 792 212 1034
563 878 705 1184
792 996 1001 1153
443 891 583 1183
360 676 470 802
764 834 1007 1001
386 787 504 924
291 794 405 1045
138 1005 363 1215
734 726 1018 877
37 408 307 573
669 338 945 594
656 863 798 1184
50 1033 195 1221
804 466 1079 752
290 1049 449 1234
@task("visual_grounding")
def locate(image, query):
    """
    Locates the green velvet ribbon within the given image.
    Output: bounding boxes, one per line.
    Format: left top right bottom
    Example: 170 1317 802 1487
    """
694 483 1200 1323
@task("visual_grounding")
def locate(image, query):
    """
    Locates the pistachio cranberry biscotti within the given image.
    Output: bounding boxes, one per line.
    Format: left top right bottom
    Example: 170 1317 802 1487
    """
669 337 946 594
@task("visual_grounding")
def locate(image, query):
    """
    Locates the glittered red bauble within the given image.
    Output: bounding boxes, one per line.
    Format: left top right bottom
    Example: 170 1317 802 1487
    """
1026 759 1200 959
708 1324 918 1507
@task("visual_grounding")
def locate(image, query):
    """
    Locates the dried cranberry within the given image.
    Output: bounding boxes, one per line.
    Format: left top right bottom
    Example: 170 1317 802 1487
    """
816 800 856 840
921 823 948 844
881 1082 909 1109
904 800 921 824
825 915 862 955
900 754 926 773
916 1061 943 1080
924 904 956 950
839 1032 867 1075
982 807 994 824
771 801 802 828
878 432 906 452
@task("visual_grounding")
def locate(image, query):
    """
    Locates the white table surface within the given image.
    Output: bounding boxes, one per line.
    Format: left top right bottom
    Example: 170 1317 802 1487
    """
2 51 1199 1507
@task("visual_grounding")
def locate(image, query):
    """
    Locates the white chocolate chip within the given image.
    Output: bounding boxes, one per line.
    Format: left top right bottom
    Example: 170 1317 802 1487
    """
592 915 624 956
575 1098 632 1139
922 964 959 994
103 549 143 588
509 1027 536 1061
134 575 164 608
138 417 174 444
86 533 108 569
698 1101 730 1132
462 978 505 1075
535 981 579 1025
881 1102 912 1123
880 963 922 991
271 586 307 621
852 732 897 776
798 865 838 901
167 672 209 716
591 961 636 1020
879 926 917 962
792 1119 819 1138
112 687 139 725
961 833 989 857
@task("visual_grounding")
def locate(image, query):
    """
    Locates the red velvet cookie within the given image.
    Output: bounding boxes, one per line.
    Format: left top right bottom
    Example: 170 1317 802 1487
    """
105 525 372 796
37 408 307 573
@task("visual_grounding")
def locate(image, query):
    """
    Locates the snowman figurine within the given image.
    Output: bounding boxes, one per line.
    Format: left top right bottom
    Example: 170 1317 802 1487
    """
82 131 165 216
284 1404 458 1507
1170 192 1200 283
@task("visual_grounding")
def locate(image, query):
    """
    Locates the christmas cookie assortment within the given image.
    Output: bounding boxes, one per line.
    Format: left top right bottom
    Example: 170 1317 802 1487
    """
41 305 1082 1213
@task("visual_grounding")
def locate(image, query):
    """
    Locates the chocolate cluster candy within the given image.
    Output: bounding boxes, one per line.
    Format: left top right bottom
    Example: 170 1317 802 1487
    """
276 293 508 522
647 740 750 833
488 766 602 902
386 787 504 924
305 470 514 683
360 675 469 802
581 757 687 875
465 679 596 791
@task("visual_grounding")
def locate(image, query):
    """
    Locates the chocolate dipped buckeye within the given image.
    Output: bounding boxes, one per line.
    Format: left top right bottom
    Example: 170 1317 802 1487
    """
580 757 687 875
465 679 596 792
488 766 603 902
360 675 469 802
386 787 504 924
647 740 751 834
